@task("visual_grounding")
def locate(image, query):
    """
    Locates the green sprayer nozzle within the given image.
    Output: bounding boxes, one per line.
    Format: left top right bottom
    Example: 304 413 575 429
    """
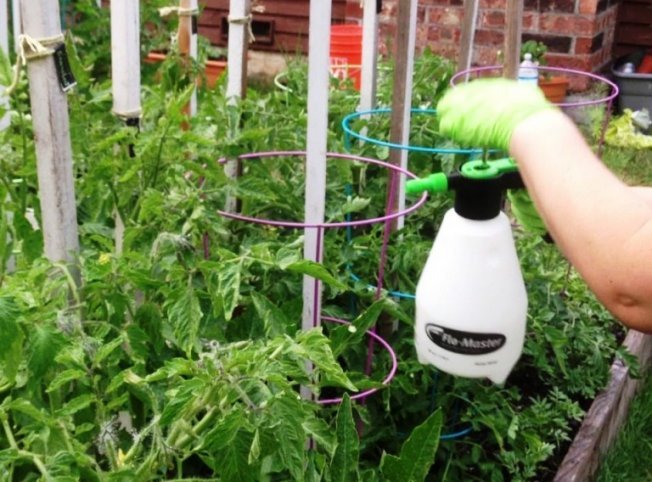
406 173 449 195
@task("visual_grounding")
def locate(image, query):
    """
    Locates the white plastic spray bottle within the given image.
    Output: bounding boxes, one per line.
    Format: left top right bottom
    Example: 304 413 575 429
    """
407 158 527 385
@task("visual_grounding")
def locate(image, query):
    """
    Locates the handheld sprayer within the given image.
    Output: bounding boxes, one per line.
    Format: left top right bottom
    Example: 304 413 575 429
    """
407 158 527 385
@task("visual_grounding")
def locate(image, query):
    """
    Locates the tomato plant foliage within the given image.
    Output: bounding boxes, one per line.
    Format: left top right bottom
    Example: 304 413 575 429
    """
0 2 631 480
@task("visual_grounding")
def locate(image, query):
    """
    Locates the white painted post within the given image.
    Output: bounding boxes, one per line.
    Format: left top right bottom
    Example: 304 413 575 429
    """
223 0 251 213
11 0 19 52
0 0 10 130
110 0 141 124
359 0 378 113
111 0 140 255
301 0 331 400
389 0 417 230
226 0 250 104
21 0 79 264
177 0 198 116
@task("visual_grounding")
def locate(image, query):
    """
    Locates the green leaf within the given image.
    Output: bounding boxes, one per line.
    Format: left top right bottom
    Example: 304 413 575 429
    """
57 394 95 416
303 416 337 457
329 299 386 357
125 325 151 362
213 428 256 482
330 394 359 482
93 334 125 367
0 296 23 383
248 429 261 465
218 260 242 321
28 324 65 379
296 329 357 392
380 409 443 482
47 368 88 393
284 260 347 291
166 285 203 357
268 396 306 481
8 399 47 423
251 292 293 337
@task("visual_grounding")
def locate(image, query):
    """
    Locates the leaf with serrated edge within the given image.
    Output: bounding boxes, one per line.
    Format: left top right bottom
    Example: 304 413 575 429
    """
330 394 359 482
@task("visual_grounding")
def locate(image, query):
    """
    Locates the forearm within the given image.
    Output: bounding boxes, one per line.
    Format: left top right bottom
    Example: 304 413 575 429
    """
510 110 652 332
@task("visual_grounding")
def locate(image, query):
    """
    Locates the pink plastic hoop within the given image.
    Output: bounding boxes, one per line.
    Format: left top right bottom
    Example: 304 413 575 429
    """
316 316 398 405
216 151 428 229
450 65 619 108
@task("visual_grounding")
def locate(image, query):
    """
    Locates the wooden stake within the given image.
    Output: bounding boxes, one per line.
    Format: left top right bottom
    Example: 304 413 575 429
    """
11 0 19 52
359 0 378 113
0 0 9 130
301 0 331 400
388 0 417 230
458 0 479 79
177 0 198 116
21 0 79 264
504 0 523 79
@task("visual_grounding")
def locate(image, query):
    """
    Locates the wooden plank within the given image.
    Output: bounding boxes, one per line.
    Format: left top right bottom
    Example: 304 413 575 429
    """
618 3 652 24
388 0 417 230
359 0 379 112
203 0 346 16
615 25 652 47
554 330 652 482
458 0 479 76
21 0 80 265
503 0 523 79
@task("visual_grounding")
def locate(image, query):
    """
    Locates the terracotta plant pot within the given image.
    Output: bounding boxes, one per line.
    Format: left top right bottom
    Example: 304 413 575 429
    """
538 76 570 103
144 52 227 89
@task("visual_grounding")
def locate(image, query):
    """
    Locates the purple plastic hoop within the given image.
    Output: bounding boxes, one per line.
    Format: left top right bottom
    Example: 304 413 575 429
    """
317 316 398 405
216 151 428 229
450 65 619 108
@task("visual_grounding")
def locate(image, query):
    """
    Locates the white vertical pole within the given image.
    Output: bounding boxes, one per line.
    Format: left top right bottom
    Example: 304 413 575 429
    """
223 0 251 213
11 0 19 52
111 0 140 255
178 0 198 116
0 0 9 131
110 0 141 123
389 0 417 230
226 0 250 104
359 0 378 113
301 0 331 399
458 0 479 81
21 0 79 264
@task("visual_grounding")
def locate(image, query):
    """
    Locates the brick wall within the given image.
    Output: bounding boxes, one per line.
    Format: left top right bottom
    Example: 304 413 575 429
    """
346 0 621 81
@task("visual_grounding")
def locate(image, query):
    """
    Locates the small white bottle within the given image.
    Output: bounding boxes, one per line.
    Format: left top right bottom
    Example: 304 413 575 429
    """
518 53 539 86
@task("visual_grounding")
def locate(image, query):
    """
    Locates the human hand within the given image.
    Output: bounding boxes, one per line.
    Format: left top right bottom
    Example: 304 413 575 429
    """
437 79 554 151
507 190 547 236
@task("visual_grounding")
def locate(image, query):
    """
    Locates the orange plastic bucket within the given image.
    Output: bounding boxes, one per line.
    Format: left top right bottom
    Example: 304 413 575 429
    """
330 24 362 90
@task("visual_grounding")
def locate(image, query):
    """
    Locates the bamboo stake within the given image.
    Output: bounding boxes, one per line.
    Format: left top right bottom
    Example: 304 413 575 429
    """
20 0 79 265
177 0 198 116
504 0 523 79
301 0 332 401
359 0 379 113
388 0 417 230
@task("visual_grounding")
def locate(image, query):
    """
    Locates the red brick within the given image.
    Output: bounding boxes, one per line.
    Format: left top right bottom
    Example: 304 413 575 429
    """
426 6 463 25
540 13 595 36
475 29 505 46
522 12 540 30
480 10 505 28
344 1 362 19
578 0 597 14
480 0 507 8
574 37 592 54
